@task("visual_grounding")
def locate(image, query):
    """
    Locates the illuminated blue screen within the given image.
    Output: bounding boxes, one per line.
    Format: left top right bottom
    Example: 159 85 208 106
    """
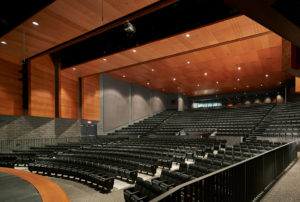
193 102 222 108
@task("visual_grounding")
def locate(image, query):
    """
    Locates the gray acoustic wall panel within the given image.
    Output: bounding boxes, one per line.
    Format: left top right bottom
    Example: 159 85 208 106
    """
152 90 167 114
102 75 168 132
132 84 151 121
103 75 130 131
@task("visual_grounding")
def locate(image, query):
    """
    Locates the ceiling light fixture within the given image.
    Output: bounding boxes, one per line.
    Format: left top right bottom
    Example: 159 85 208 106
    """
185 33 190 38
103 58 107 61
151 69 155 72
124 20 136 33
122 75 126 78
173 78 176 81
238 66 241 70
279 81 282 84
32 21 39 26
204 72 208 76
72 67 76 71
187 61 190 64
147 82 150 85
246 85 249 88
197 84 200 87
260 84 263 86
132 49 137 53
237 78 240 81
216 81 219 84
234 87 236 90
1 41 7 45
265 74 269 78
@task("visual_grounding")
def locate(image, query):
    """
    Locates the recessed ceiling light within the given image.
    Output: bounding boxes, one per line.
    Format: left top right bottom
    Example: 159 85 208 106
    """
246 85 249 88
197 84 200 87
185 33 190 38
122 75 126 78
1 41 7 45
204 72 208 76
103 58 107 61
238 66 241 70
32 21 39 26
187 61 190 64
279 81 282 84
132 49 137 53
265 74 269 78
173 78 176 81
72 67 76 71
151 69 155 72
237 78 240 81
147 82 150 85
234 87 236 90
216 81 219 84
260 84 263 86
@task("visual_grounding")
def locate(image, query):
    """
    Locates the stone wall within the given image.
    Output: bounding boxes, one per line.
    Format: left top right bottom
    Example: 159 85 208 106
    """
0 115 80 139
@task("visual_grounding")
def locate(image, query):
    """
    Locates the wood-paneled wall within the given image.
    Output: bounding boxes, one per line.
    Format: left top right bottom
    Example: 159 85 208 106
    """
0 59 23 115
82 75 100 120
60 71 78 119
29 55 55 117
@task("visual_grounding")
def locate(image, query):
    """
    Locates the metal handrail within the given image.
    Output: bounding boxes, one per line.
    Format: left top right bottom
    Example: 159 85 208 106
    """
150 140 298 202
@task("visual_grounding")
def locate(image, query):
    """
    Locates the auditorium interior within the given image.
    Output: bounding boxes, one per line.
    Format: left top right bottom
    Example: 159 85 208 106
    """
1 0 300 202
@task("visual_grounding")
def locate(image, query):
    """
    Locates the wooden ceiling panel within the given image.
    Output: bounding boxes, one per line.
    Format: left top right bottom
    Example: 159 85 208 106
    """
63 15 271 77
0 0 159 64
106 32 291 97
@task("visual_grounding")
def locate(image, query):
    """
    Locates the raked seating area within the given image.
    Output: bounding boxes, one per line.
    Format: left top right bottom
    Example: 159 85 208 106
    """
263 102 300 137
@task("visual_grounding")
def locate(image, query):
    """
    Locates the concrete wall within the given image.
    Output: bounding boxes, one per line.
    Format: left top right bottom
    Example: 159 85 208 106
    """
102 75 167 132
0 115 80 139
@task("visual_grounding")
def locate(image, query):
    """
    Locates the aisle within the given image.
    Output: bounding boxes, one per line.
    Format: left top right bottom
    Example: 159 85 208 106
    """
261 153 300 202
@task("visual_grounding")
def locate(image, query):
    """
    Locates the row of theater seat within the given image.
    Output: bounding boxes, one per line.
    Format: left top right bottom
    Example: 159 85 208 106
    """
124 177 165 202
28 158 115 191
262 102 300 137
152 104 274 136
68 149 159 174
124 170 194 202
109 111 175 136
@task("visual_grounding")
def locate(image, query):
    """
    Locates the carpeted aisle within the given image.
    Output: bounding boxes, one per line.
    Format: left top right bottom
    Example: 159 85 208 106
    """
262 153 300 202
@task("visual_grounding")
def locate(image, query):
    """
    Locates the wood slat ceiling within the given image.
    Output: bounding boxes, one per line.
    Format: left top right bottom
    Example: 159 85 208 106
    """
0 0 159 64
61 15 291 97
106 32 291 97
63 15 271 77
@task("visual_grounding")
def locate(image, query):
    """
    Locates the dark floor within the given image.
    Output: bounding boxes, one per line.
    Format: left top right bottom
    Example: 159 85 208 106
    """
0 171 42 202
